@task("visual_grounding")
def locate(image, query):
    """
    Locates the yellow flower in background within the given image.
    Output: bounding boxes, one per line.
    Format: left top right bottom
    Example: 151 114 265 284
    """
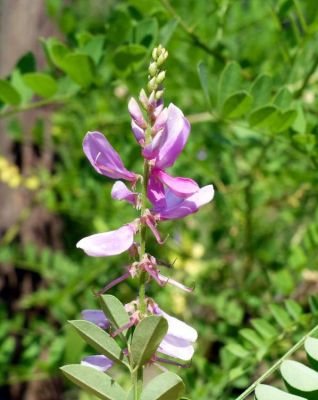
0 156 40 190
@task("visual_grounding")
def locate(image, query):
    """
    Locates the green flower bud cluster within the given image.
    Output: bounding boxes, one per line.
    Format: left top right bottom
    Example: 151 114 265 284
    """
147 44 168 99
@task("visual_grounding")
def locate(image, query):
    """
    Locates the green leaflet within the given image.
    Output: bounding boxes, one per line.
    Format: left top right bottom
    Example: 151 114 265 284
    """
68 320 128 367
61 364 126 400
23 73 57 98
99 295 130 341
0 80 21 105
222 91 253 118
255 384 306 400
141 372 185 400
131 316 168 367
281 360 318 399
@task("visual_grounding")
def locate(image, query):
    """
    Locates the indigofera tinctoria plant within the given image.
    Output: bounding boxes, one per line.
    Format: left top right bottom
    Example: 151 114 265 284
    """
61 45 214 400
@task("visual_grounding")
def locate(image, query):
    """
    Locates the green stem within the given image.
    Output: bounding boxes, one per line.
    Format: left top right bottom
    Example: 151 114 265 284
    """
0 96 69 119
235 324 318 400
133 367 143 400
138 159 150 315
134 147 150 400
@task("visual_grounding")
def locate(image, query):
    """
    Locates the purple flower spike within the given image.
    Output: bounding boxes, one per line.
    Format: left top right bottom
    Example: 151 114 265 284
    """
81 310 110 329
155 185 214 220
83 131 137 182
76 224 137 257
81 355 114 372
152 169 199 198
143 104 190 169
111 181 138 206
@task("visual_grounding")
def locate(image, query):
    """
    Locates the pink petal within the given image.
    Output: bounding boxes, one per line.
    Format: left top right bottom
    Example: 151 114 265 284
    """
111 181 138 206
83 131 136 182
76 224 136 257
81 355 113 372
153 169 199 198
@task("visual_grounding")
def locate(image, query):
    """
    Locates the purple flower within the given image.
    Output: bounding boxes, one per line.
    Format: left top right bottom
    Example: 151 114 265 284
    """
83 131 137 182
81 355 114 372
76 224 137 257
111 181 139 206
143 104 190 169
81 310 110 329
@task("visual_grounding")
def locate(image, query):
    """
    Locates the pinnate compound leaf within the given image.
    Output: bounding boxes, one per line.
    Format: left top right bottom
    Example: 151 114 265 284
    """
23 73 57 98
131 316 168 367
68 320 128 367
61 364 126 400
222 91 253 118
141 372 185 400
255 384 306 400
281 360 318 398
0 80 21 105
99 295 130 340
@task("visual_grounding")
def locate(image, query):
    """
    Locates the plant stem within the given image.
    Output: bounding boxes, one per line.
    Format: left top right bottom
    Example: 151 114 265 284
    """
138 158 150 315
0 96 69 119
134 137 150 400
133 367 143 400
235 324 318 400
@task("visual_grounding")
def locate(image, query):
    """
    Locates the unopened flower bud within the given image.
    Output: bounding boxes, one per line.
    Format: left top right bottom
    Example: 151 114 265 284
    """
148 62 157 77
139 89 148 110
155 90 164 100
148 77 157 92
157 50 168 66
128 97 147 128
148 91 156 108
156 70 166 85
152 47 158 60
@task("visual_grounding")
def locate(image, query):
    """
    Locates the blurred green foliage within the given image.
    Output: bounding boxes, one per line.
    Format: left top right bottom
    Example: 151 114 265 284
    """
1 0 318 399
